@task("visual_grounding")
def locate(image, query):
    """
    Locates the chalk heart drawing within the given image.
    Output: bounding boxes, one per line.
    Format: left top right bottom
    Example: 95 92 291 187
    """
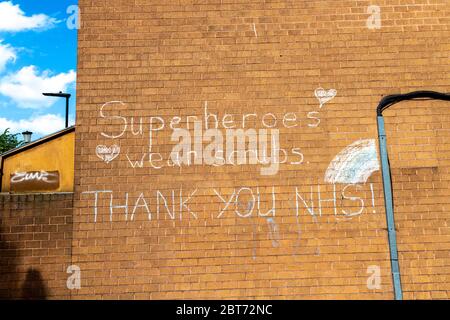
315 88 337 108
325 139 380 184
96 145 120 164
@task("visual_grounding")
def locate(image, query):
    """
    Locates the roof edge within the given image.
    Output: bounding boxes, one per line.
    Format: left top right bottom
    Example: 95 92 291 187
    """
0 125 75 159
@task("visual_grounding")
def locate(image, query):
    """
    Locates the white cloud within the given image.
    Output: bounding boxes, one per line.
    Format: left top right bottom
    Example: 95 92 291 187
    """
0 1 58 32
0 65 76 109
0 40 15 72
0 113 71 136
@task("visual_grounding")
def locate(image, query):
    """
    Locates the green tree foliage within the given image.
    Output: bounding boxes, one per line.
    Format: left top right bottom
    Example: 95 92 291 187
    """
0 129 23 154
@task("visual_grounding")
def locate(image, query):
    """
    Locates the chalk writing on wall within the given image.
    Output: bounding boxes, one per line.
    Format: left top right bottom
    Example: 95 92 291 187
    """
96 145 120 164
82 183 376 223
315 88 337 109
81 90 387 258
97 97 325 175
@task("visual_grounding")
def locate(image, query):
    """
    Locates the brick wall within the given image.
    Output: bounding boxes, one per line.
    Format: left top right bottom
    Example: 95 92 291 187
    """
385 100 450 299
0 193 73 299
73 0 450 299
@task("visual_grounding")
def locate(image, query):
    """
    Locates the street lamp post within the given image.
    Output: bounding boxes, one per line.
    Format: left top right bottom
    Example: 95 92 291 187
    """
42 92 71 128
22 131 33 143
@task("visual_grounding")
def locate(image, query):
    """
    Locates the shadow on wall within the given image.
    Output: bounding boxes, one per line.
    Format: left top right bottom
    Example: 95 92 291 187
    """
0 211 48 300
0 214 19 299
21 268 48 300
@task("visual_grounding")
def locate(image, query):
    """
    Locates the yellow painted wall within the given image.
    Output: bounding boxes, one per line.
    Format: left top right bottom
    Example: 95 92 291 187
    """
1 132 75 193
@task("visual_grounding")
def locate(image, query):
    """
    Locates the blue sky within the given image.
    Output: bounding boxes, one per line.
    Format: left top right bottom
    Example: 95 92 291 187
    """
0 0 78 138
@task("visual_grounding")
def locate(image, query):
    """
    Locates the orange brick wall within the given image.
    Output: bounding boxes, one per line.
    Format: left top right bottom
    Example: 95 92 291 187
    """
73 0 450 299
0 193 73 299
384 100 450 299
